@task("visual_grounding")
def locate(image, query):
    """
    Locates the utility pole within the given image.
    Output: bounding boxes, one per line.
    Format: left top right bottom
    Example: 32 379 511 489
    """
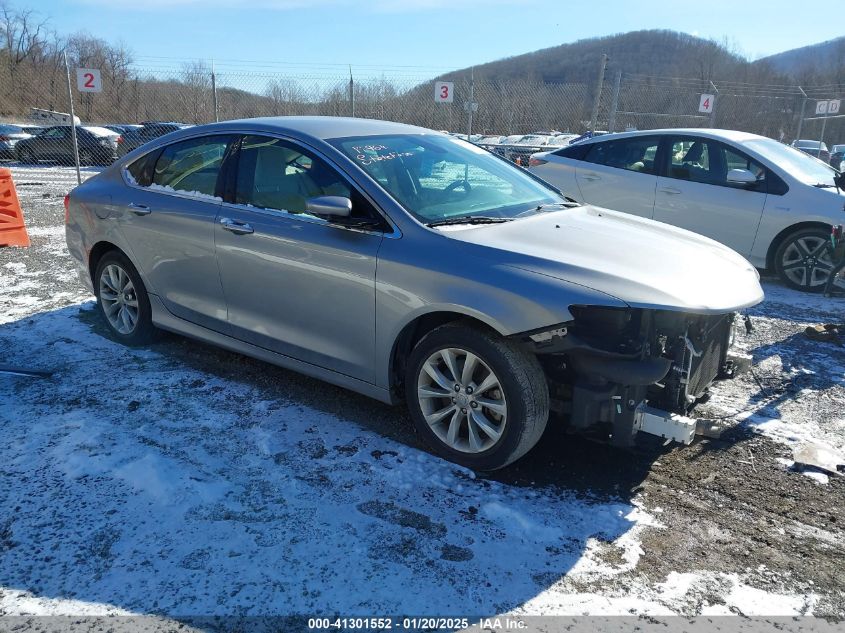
708 80 718 128
349 65 355 117
211 59 219 123
589 54 609 134
63 51 81 185
466 67 475 139
796 86 807 140
607 70 622 133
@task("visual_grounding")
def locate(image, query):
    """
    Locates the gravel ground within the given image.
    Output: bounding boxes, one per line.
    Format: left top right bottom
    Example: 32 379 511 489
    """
1 163 844 620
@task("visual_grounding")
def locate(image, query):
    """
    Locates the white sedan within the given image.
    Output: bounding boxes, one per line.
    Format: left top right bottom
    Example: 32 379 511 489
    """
529 128 845 291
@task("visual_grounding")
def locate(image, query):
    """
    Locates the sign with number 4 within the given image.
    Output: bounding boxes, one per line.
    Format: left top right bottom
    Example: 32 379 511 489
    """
434 81 453 104
699 93 715 114
77 68 102 93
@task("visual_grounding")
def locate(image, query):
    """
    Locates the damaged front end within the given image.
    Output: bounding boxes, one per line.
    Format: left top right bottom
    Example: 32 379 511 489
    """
521 306 751 447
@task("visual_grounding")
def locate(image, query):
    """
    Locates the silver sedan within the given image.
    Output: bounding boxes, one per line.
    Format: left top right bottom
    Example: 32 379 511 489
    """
66 117 762 470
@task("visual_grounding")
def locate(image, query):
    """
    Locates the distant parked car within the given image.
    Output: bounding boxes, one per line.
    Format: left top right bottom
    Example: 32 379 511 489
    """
104 124 142 136
117 122 192 157
0 124 34 160
475 135 504 148
830 144 844 171
503 134 553 164
15 125 119 165
547 133 579 147
791 139 830 163
529 128 845 292
569 130 608 145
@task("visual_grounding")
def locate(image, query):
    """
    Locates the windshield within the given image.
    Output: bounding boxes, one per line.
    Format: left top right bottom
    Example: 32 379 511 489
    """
745 138 837 186
329 133 562 223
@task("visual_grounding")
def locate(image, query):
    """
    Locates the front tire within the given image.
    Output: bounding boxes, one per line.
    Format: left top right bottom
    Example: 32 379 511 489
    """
94 251 156 345
774 228 834 292
405 323 549 471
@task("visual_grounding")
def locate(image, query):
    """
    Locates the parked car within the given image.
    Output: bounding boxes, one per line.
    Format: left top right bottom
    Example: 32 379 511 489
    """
830 144 844 171
501 134 554 164
0 123 34 160
104 124 142 136
547 133 580 147
66 117 762 470
117 122 192 157
15 125 119 165
529 128 845 292
791 139 830 163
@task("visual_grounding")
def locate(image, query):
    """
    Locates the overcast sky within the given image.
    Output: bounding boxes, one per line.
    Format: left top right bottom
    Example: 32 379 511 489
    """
26 0 844 74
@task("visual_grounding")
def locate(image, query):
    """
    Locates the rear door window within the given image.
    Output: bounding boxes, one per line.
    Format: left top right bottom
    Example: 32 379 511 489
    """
151 135 233 198
584 137 660 174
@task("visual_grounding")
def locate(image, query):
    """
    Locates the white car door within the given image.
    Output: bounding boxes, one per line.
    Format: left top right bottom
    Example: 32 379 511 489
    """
573 135 661 219
653 136 767 257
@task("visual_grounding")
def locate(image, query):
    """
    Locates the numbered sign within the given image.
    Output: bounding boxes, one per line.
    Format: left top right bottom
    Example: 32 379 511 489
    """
76 68 102 93
829 99 841 115
698 93 715 114
434 81 454 104
816 100 829 115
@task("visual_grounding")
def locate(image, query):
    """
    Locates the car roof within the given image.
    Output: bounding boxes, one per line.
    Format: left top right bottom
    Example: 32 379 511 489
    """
576 128 765 145
180 116 434 142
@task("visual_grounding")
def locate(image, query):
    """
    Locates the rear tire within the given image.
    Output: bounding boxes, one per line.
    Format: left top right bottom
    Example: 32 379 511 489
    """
774 228 833 292
94 251 157 346
405 323 549 471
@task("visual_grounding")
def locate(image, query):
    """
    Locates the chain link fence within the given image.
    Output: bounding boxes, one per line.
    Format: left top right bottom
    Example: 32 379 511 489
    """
1 57 843 172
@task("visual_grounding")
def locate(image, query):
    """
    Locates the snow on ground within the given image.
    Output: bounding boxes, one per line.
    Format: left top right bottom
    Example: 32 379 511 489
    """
0 163 843 619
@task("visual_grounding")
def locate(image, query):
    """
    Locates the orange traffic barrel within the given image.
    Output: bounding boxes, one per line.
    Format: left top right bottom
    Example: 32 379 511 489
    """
0 167 29 247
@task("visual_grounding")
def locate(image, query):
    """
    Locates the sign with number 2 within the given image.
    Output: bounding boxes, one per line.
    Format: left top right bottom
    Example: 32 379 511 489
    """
76 68 102 93
435 81 454 104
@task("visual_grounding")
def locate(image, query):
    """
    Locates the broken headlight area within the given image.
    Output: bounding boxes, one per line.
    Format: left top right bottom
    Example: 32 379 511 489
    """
520 306 750 447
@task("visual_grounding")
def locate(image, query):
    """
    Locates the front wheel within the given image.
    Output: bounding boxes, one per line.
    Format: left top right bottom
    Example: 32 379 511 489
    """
94 251 157 345
774 228 834 292
405 323 549 471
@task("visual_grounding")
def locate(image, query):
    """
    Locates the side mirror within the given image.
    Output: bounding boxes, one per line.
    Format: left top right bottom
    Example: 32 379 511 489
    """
306 195 352 218
726 168 758 185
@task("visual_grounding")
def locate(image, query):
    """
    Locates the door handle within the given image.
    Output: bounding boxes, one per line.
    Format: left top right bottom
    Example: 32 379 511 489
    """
220 217 254 235
659 187 682 195
128 202 151 215
581 173 601 181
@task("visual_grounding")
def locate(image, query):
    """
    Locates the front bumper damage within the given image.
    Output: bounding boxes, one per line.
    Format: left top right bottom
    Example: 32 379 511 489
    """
521 307 752 447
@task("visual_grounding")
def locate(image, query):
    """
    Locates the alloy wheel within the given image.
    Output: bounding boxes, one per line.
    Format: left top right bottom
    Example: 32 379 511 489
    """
780 235 834 289
99 264 139 335
416 347 507 454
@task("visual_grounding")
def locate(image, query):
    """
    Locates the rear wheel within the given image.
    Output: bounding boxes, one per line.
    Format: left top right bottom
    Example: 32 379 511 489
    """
405 323 549 471
774 228 834 292
94 251 156 345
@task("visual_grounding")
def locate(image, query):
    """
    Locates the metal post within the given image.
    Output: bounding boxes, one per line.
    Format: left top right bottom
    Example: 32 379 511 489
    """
709 81 718 128
607 70 622 133
466 67 474 139
211 60 219 123
796 86 807 140
63 51 81 186
589 54 609 133
349 66 354 117
820 101 829 151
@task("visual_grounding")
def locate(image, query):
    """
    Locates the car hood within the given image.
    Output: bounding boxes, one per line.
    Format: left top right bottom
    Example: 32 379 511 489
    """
442 205 764 314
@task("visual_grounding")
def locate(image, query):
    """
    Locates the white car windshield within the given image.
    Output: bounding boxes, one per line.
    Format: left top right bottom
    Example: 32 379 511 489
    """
746 138 838 187
330 133 564 223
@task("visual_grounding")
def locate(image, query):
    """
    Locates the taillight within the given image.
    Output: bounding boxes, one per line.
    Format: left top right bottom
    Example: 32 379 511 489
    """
64 194 70 224
528 156 548 167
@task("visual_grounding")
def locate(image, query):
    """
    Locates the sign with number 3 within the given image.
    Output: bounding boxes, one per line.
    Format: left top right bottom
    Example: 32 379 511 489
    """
434 81 454 104
76 68 102 93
